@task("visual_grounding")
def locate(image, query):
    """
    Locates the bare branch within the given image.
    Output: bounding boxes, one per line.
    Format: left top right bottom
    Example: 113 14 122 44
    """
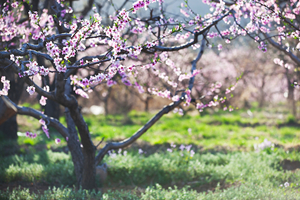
2 96 69 138
189 36 206 90
0 40 44 59
95 99 183 165
96 137 105 149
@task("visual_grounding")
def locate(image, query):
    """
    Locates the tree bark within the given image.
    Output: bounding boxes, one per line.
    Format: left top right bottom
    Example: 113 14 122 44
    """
287 81 296 117
65 108 84 187
64 78 85 187
69 105 96 190
145 96 150 112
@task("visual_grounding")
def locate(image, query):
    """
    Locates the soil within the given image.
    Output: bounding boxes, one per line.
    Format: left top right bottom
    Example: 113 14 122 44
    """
281 159 300 171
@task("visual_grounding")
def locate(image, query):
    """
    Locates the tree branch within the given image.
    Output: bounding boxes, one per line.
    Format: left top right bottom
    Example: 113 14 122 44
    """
1 58 56 101
2 96 69 138
95 99 183 165
189 36 206 90
152 10 231 52
263 33 300 65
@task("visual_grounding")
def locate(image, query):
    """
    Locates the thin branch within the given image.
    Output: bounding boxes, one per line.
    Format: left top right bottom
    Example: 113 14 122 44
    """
96 137 105 149
263 33 300 65
189 36 206 90
152 10 232 52
255 1 299 32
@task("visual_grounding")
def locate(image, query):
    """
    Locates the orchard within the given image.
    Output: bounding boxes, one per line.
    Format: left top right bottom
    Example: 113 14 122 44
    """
0 0 299 194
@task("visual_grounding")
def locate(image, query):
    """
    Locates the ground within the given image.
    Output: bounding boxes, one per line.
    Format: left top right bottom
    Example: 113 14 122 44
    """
1 104 300 199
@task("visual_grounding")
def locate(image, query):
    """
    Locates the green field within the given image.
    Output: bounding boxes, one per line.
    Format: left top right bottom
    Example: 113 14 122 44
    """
1 106 300 199
15 106 300 151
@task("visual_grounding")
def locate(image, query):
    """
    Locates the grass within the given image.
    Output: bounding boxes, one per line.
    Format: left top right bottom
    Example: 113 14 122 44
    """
15 106 300 152
1 148 300 199
2 104 300 199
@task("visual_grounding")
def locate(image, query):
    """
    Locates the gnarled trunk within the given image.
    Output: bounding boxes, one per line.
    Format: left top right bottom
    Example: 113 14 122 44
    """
69 107 96 190
65 78 96 189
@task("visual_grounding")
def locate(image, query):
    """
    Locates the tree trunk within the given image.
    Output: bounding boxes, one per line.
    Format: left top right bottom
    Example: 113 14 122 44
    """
288 83 296 117
70 106 96 190
0 115 18 139
258 76 266 108
285 67 297 118
81 149 96 189
71 107 96 189
68 102 96 189
104 87 112 116
145 96 149 112
44 74 61 119
258 90 265 108
65 107 84 187
44 96 61 119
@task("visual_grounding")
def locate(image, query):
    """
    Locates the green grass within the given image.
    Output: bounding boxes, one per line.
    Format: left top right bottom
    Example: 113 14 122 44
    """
85 109 300 150
15 107 300 152
3 106 300 198
0 150 75 185
1 149 300 199
1 183 299 200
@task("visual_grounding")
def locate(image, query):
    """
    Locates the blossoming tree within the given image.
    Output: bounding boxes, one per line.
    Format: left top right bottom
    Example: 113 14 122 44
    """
0 0 299 189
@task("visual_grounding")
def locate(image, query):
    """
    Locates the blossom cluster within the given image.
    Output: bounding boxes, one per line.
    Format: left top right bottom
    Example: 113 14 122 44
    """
0 76 10 96
274 58 293 69
39 119 50 139
25 131 37 138
19 61 49 77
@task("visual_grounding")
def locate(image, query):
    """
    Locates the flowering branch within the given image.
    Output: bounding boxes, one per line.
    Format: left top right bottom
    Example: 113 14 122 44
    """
263 33 300 65
153 10 232 52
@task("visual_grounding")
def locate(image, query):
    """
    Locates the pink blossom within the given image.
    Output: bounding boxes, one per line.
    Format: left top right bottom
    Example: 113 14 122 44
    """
178 109 184 116
0 76 10 96
167 148 172 153
190 150 195 157
55 138 61 144
180 9 190 17
179 144 185 151
75 89 89 99
39 119 46 126
138 149 143 154
39 96 47 106
26 86 35 95
42 125 50 138
172 95 180 101
218 44 223 51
